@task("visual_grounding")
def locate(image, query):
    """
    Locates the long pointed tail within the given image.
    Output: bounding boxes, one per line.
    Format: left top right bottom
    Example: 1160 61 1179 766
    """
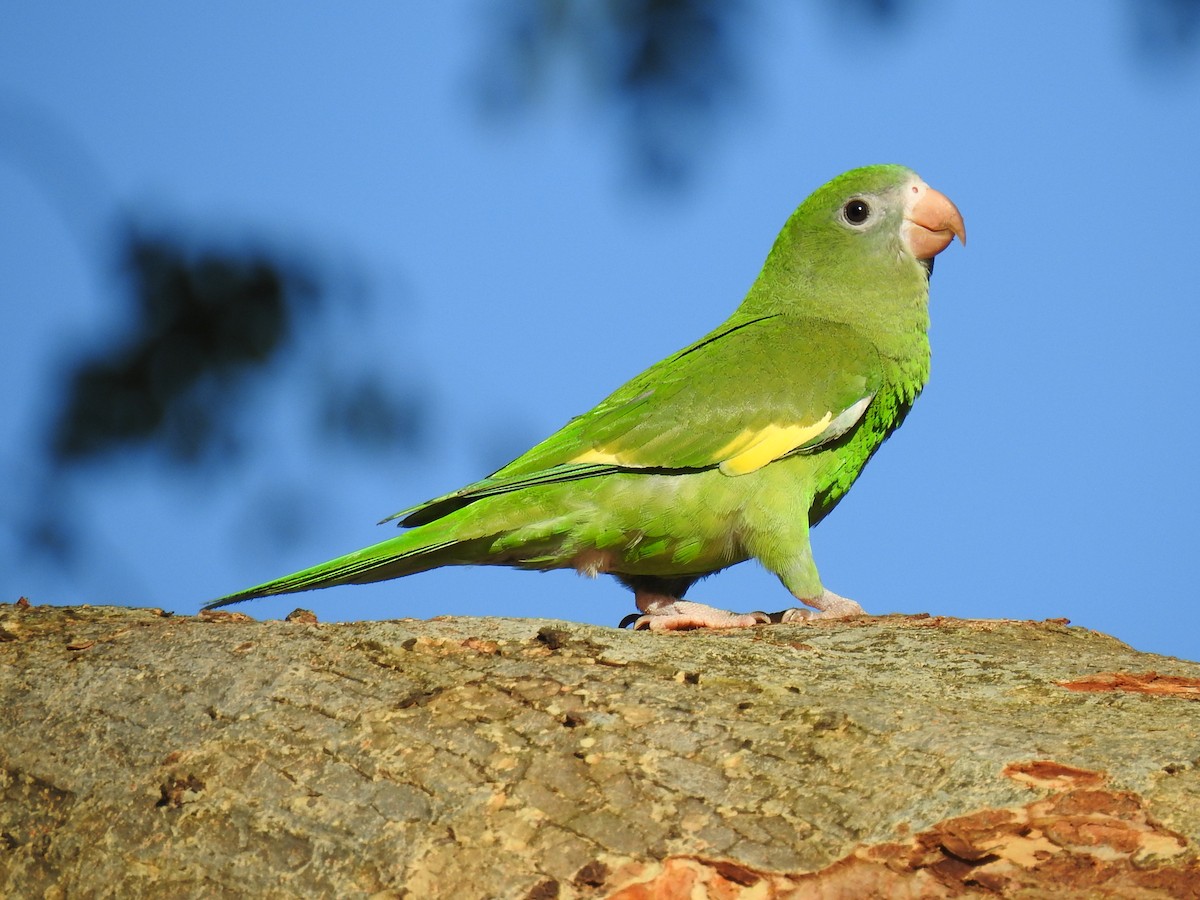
205 527 489 610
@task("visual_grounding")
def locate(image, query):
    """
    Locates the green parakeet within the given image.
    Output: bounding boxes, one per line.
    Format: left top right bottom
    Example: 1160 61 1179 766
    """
208 164 964 629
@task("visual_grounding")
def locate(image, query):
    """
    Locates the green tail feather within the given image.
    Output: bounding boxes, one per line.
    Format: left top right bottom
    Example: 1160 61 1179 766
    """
205 529 488 609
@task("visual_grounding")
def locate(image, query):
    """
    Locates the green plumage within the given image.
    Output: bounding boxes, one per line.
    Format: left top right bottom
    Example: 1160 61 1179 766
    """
209 165 961 626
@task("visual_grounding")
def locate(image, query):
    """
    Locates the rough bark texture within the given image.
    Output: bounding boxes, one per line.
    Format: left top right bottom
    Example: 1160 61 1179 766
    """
2 602 1199 898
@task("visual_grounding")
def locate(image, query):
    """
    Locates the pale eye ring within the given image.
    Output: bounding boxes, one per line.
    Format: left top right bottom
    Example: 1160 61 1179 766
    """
843 198 871 225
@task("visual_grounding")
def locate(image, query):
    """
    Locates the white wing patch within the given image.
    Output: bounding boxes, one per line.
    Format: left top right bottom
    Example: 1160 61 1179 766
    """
799 394 874 451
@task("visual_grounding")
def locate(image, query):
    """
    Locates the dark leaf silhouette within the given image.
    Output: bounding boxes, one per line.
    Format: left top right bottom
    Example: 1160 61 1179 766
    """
318 375 426 454
1130 0 1200 61
475 0 923 186
51 232 317 464
477 0 751 185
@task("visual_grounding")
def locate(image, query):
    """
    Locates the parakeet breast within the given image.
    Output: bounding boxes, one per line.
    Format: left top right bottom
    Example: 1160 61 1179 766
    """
808 349 929 527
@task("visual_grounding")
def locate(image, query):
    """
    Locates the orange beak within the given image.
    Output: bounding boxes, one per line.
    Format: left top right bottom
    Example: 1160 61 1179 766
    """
904 186 966 260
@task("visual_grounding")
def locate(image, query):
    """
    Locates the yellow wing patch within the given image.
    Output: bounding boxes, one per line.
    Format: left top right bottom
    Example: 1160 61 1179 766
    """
716 417 833 476
572 447 627 465
569 412 845 474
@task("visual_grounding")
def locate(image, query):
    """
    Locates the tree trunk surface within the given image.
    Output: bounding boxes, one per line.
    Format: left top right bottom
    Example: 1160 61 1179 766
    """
2 602 1199 898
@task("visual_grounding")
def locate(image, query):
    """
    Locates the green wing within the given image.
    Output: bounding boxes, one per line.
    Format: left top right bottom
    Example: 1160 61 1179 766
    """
392 314 882 526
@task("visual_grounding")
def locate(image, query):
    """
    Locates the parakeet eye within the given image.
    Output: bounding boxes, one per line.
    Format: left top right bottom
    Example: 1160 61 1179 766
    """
842 199 871 225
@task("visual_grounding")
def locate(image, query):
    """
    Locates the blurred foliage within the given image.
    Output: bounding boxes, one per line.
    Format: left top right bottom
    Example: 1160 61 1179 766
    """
477 0 1199 184
473 0 918 185
475 0 750 185
1131 0 1200 62
317 375 425 455
47 230 426 471
52 233 312 464
21 226 428 575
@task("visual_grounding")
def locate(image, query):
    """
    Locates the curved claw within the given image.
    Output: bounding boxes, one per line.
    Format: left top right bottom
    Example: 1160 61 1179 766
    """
619 612 642 629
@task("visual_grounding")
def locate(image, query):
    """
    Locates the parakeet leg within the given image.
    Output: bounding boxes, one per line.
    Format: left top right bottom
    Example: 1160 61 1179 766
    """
616 574 769 631
773 589 865 622
744 500 866 622
766 548 866 621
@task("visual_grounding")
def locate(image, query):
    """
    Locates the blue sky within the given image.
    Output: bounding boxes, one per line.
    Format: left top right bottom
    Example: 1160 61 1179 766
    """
3 3 1199 661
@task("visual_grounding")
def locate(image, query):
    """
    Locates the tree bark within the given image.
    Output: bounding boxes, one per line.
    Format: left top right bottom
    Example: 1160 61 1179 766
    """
2 602 1198 898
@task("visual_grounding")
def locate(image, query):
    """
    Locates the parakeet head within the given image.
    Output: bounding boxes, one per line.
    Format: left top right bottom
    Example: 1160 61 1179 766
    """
806 163 965 263
745 164 965 330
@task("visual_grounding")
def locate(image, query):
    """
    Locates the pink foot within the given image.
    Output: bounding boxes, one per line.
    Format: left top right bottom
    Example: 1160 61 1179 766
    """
799 590 866 620
621 599 769 631
620 589 866 630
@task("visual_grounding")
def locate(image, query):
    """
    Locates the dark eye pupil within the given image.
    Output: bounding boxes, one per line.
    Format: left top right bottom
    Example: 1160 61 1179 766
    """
844 199 870 224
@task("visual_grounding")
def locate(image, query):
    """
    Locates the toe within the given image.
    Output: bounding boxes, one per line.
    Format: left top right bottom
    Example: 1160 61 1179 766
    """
623 600 768 631
639 612 764 631
770 608 813 624
806 590 866 619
